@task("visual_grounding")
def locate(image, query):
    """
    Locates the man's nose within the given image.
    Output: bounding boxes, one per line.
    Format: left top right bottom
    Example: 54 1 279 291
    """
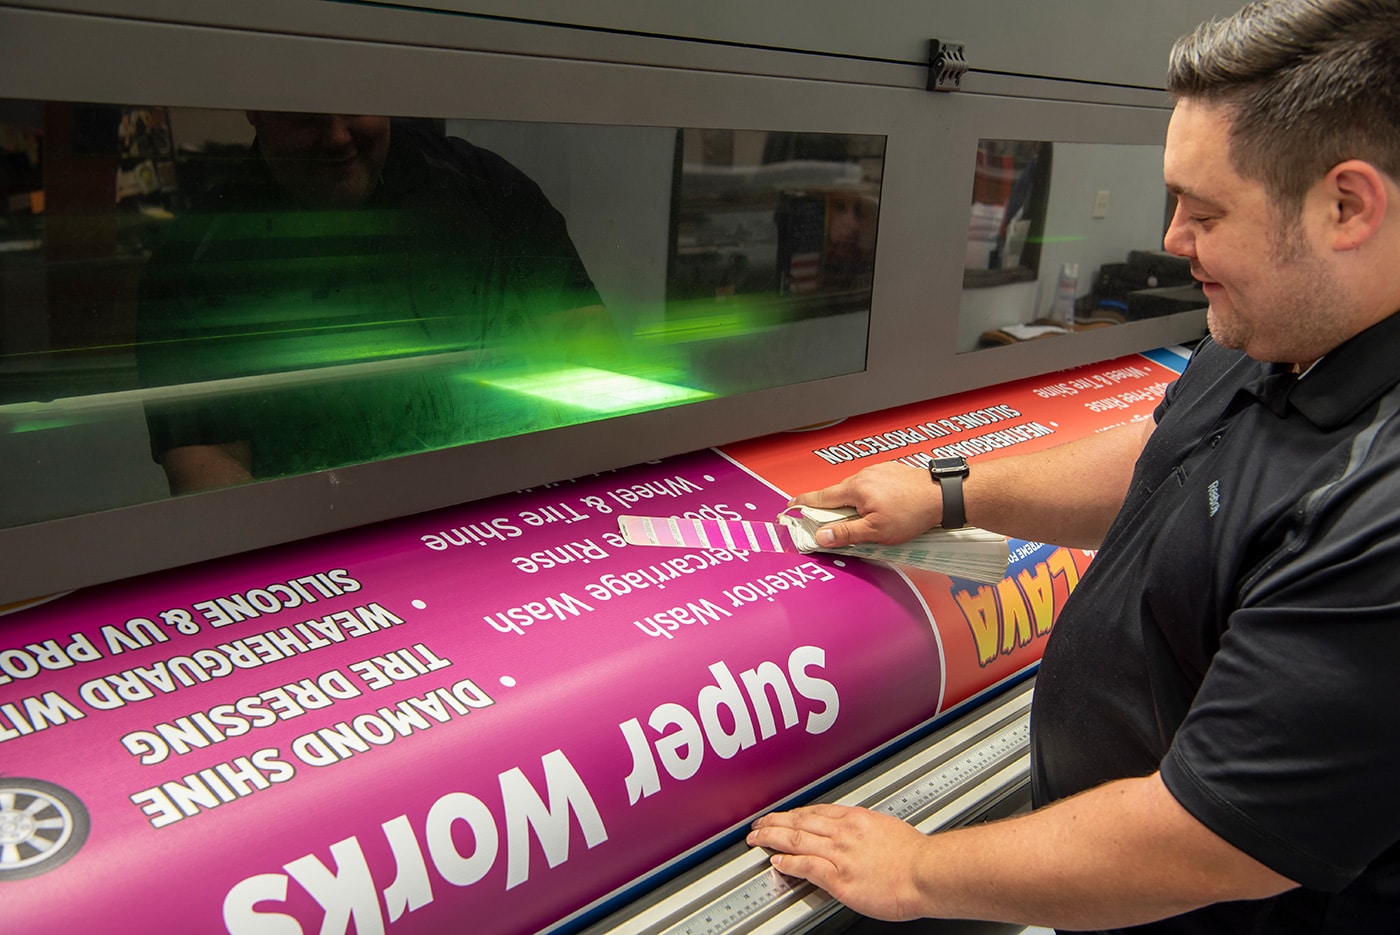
1162 204 1194 259
320 117 355 150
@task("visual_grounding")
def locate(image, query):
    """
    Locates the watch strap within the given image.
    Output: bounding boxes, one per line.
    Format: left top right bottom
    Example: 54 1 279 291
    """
937 473 965 529
928 456 969 529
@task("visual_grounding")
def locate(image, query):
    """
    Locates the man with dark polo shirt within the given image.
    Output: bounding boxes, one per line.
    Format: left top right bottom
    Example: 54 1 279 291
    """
137 113 605 493
747 2 1400 932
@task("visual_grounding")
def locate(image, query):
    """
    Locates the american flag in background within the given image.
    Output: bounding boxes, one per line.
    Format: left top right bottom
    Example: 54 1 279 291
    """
786 250 821 293
778 193 828 294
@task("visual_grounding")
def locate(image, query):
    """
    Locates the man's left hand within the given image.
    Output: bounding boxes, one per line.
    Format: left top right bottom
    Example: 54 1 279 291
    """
748 803 931 921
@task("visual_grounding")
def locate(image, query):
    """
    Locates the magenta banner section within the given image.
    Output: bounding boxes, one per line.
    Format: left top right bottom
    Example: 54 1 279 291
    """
1 449 953 934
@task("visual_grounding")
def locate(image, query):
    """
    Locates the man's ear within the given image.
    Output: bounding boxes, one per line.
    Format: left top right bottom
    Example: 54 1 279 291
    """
1325 159 1388 252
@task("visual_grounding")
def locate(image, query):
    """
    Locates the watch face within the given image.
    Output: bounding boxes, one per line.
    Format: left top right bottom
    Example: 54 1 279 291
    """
930 456 967 476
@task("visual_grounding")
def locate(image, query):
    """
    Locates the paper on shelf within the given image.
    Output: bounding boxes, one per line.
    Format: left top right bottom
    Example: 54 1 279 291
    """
997 323 1068 340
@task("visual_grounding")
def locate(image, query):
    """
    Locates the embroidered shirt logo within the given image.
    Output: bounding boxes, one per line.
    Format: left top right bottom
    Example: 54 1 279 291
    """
1207 479 1221 517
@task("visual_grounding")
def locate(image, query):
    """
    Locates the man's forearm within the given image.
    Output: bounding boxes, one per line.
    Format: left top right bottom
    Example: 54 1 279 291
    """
904 773 1292 929
793 418 1152 551
160 442 254 495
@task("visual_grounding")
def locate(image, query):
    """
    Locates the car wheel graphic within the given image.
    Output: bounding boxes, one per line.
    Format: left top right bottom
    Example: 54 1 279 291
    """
0 778 90 881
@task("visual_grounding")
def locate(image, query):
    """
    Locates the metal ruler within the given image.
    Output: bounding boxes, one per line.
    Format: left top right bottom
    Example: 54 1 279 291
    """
873 713 1031 829
662 869 805 935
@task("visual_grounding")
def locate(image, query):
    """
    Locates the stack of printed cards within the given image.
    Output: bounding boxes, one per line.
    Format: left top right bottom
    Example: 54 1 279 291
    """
618 505 1009 584
777 505 1010 583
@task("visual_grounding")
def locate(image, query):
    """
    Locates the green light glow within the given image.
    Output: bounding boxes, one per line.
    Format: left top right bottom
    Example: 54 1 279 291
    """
1026 235 1088 244
472 365 713 414
7 418 79 434
632 297 784 345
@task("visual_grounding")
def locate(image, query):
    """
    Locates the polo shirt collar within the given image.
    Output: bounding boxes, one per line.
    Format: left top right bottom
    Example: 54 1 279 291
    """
1254 310 1400 428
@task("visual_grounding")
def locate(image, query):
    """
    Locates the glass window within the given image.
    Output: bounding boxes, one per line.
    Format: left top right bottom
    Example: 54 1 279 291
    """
957 138 1202 353
0 100 884 528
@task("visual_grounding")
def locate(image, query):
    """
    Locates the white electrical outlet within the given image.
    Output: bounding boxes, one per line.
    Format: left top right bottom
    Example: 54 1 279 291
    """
1092 189 1110 219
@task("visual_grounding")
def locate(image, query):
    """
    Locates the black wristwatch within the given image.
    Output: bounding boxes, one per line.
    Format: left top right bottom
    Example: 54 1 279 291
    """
928 455 969 529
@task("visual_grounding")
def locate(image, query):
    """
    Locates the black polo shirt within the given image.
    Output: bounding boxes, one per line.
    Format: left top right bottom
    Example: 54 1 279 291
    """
1030 312 1400 934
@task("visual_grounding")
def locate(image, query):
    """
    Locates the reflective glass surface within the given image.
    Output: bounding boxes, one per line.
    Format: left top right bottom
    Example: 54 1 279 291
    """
958 139 1202 353
0 101 883 527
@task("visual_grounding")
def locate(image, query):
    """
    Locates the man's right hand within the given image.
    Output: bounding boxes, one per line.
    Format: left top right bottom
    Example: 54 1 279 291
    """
789 463 943 547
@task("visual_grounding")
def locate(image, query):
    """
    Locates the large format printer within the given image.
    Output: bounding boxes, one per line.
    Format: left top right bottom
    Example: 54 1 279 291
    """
0 3 1230 932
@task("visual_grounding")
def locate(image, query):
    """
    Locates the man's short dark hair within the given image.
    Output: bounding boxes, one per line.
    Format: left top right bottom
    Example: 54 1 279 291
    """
1168 0 1400 215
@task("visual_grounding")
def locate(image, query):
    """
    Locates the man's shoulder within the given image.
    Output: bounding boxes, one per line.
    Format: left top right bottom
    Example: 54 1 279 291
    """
388 123 543 204
383 123 576 251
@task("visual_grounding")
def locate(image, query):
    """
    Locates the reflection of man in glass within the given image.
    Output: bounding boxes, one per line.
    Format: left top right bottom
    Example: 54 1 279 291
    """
819 187 877 291
138 112 606 494
250 112 391 208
